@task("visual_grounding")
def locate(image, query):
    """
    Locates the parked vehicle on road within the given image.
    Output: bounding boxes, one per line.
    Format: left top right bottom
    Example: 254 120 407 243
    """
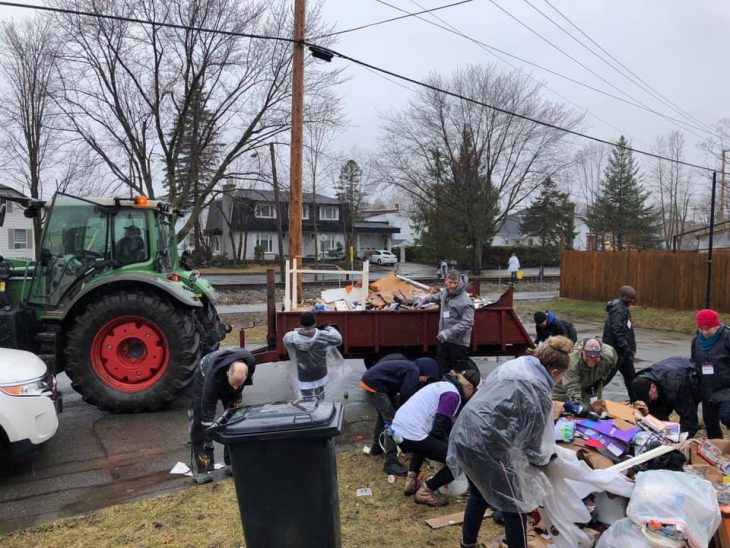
0 192 228 413
0 348 61 460
368 250 398 266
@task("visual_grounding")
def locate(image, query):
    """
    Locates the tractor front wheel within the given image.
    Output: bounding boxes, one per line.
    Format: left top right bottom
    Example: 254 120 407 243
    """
65 291 200 413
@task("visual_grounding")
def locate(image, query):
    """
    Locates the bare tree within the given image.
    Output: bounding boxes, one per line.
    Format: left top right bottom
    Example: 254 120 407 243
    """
0 17 62 246
571 142 609 210
52 0 341 240
378 64 582 271
651 131 694 249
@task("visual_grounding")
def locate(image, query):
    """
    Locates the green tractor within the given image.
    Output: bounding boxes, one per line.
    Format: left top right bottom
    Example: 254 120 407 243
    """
0 192 228 413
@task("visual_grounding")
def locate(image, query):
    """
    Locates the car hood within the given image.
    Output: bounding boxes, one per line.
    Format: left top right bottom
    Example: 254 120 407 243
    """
0 348 48 384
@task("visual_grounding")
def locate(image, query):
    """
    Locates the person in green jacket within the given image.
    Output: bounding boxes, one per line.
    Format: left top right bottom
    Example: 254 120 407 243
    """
552 338 618 405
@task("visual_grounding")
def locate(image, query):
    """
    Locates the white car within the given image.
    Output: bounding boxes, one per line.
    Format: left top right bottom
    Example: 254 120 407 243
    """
369 250 398 266
0 348 61 459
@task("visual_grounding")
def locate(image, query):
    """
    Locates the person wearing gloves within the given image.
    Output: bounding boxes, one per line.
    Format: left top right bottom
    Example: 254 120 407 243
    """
283 311 343 401
691 309 730 439
447 336 573 548
631 356 700 438
602 285 637 399
189 347 257 484
551 338 617 406
391 369 481 507
416 270 474 376
533 310 577 344
359 356 441 476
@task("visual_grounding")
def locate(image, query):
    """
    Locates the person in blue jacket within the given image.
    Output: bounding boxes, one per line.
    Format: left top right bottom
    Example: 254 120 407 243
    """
360 357 441 476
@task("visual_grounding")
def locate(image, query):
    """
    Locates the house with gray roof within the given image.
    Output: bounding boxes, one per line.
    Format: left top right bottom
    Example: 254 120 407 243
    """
0 184 35 260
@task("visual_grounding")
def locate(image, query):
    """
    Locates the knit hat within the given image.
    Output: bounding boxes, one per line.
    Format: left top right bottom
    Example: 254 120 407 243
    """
696 309 720 329
461 369 481 391
534 311 548 324
300 311 316 328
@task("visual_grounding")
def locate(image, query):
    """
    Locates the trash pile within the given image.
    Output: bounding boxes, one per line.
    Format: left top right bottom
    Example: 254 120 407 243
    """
306 273 490 312
497 398 725 547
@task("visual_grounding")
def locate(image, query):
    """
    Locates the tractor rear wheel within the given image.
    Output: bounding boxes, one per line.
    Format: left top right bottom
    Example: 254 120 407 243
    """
65 291 200 413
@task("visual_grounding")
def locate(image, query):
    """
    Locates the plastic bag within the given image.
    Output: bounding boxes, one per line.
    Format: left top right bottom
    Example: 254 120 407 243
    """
627 470 721 548
596 518 652 547
539 446 634 548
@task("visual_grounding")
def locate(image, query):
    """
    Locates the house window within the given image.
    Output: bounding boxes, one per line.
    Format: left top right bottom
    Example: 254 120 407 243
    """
256 233 274 253
319 205 339 221
321 234 337 251
255 203 275 219
10 228 32 250
302 205 310 220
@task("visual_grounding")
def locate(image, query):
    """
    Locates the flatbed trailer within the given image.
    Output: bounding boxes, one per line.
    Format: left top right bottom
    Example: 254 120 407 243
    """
246 270 534 366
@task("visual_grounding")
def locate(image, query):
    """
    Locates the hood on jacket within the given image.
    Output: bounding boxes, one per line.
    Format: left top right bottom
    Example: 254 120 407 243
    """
605 299 622 312
203 348 257 386
415 357 441 381
545 310 557 326
286 327 320 351
447 274 469 296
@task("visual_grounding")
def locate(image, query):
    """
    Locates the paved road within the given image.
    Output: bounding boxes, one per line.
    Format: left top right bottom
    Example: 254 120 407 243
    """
0 320 687 535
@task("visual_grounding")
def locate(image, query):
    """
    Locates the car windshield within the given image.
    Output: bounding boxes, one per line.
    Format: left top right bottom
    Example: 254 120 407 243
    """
29 194 109 306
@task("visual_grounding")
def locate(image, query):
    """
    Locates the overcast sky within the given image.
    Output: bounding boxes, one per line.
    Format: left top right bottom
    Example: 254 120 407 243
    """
319 0 729 172
1 0 727 177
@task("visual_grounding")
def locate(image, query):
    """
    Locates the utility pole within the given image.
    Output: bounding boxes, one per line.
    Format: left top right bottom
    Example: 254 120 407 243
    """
706 172 717 309
720 149 728 223
270 143 285 284
288 0 305 302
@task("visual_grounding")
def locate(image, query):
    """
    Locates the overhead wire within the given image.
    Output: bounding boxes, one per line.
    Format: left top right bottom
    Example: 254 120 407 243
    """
485 0 716 140
404 0 650 149
375 0 710 142
541 0 716 136
312 0 472 40
523 0 719 138
0 0 721 175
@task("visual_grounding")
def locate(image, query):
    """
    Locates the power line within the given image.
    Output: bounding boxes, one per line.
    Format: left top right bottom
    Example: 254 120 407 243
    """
312 0 472 40
541 0 715 137
485 0 716 140
0 0 298 44
375 0 710 141
405 0 651 149
0 0 720 174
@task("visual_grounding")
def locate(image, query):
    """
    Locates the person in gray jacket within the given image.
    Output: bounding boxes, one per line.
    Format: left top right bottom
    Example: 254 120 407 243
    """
283 311 343 401
417 270 475 376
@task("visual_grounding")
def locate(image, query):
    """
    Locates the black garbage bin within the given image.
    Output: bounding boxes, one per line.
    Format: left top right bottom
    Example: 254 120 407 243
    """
210 399 344 548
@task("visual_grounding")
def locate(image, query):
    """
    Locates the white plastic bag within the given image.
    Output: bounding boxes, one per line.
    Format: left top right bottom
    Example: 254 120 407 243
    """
626 470 721 548
596 518 652 547
540 446 634 548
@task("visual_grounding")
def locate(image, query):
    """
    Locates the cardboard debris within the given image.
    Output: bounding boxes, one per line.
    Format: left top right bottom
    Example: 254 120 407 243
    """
425 509 491 529
684 463 725 484
552 401 564 422
591 399 639 424
562 438 615 470
368 273 429 294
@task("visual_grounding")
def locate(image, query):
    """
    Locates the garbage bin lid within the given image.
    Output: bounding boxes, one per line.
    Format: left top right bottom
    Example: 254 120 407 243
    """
210 400 344 443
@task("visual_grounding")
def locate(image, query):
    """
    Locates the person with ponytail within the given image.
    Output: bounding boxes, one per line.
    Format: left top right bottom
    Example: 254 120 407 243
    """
447 336 574 548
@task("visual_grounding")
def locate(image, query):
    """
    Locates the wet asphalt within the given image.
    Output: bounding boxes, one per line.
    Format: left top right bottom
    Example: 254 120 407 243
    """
0 318 689 535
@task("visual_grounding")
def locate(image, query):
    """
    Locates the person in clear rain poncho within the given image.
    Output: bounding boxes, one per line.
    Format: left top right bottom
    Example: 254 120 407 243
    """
447 336 574 548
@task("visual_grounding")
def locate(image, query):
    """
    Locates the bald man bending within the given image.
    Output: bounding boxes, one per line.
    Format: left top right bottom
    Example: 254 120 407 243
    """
189 348 256 483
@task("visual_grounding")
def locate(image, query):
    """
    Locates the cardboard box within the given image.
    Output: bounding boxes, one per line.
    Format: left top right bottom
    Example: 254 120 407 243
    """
690 439 730 467
591 399 638 424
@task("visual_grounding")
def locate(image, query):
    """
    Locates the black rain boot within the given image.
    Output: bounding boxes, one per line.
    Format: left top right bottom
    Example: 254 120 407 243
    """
382 433 407 476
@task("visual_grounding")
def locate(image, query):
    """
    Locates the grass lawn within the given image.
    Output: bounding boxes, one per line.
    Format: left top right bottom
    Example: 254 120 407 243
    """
514 298 702 335
1 450 500 547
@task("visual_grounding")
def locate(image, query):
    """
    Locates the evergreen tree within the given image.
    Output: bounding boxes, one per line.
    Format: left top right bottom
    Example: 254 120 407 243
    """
586 135 660 250
173 85 223 255
335 160 365 256
520 177 575 276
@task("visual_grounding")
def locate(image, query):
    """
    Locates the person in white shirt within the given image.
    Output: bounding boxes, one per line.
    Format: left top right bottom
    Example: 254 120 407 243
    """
507 252 520 285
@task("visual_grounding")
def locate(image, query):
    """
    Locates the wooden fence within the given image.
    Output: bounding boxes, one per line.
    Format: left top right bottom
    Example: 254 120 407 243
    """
560 250 730 312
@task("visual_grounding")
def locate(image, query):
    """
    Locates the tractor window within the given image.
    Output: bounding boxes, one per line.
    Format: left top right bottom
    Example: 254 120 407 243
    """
114 212 149 265
155 213 174 272
29 194 110 306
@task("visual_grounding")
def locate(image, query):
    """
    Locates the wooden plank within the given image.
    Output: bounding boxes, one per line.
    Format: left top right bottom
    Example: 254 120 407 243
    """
426 509 492 529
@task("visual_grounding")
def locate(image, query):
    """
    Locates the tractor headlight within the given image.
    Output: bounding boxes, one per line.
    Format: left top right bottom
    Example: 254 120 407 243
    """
0 375 52 397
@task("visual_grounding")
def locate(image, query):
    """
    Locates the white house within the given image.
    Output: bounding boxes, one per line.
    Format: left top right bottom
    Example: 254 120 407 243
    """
0 184 35 260
361 203 416 261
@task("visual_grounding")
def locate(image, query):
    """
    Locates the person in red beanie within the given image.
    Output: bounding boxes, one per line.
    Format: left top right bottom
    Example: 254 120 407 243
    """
691 309 730 439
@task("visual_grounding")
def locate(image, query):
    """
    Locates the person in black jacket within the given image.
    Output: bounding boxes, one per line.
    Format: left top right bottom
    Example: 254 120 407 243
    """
690 309 730 439
359 357 441 476
533 310 578 344
631 356 700 438
602 285 637 399
189 348 256 483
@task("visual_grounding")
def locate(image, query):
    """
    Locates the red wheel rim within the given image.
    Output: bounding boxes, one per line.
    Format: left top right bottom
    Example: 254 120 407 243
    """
90 315 170 392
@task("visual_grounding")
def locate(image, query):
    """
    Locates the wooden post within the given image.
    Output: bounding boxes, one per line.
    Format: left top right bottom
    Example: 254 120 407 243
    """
288 0 305 303
266 269 276 347
270 143 285 284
